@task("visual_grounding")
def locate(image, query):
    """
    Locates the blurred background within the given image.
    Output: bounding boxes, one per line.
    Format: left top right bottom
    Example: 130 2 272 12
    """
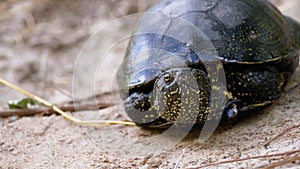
0 1 299 168
0 0 156 105
0 0 299 105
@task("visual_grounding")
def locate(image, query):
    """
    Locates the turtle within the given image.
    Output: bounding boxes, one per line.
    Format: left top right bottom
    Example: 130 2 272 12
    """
117 0 300 128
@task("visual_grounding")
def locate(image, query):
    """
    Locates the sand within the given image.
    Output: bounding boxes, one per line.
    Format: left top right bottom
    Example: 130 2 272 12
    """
0 0 299 168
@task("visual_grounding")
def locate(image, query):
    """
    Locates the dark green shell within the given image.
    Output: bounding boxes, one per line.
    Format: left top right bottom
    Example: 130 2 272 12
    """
121 0 300 89
118 0 300 127
147 0 296 63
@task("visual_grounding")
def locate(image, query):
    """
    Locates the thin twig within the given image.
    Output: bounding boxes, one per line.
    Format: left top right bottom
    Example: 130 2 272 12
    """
51 86 73 99
259 156 300 169
0 78 136 127
174 149 186 169
186 150 300 169
278 1 296 12
68 90 118 104
264 124 300 147
0 102 113 117
283 83 300 96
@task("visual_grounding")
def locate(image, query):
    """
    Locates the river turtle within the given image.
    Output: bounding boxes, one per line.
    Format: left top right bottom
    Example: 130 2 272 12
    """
117 0 300 128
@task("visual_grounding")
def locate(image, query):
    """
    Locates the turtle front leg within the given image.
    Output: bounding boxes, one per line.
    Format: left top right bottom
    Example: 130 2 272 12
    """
223 65 286 122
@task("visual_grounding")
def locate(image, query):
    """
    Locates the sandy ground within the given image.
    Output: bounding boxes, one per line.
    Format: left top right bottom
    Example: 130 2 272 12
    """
0 0 299 168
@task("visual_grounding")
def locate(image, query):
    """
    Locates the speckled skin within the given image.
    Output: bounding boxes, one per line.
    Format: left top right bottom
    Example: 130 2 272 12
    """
118 0 300 128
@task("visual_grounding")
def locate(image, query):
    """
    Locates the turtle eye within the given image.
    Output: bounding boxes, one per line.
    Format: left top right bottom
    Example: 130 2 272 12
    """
164 73 174 84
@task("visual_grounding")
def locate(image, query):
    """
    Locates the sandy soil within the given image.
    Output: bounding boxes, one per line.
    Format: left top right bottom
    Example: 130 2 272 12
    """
0 0 299 168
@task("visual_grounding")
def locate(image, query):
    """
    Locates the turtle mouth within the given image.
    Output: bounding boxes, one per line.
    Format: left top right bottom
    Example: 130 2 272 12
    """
124 91 160 124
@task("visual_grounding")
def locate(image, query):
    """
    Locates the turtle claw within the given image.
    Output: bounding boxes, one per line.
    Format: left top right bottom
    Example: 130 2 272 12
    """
226 105 238 119
223 102 239 119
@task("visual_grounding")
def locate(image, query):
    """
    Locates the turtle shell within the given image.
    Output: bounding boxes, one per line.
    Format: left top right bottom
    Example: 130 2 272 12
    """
119 0 299 89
